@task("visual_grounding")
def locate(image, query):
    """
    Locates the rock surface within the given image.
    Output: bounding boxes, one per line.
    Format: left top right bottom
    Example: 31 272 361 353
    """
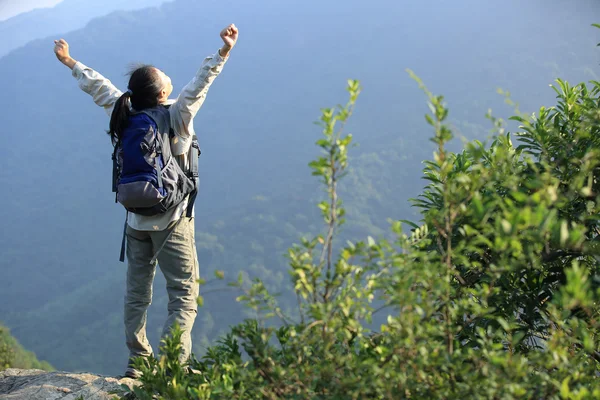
0 368 138 400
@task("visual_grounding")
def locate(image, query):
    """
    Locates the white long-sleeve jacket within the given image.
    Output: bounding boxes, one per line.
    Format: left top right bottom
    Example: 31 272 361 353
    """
71 50 228 231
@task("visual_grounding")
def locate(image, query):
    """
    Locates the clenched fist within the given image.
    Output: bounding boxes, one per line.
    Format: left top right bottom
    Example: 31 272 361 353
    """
219 24 238 58
53 39 76 69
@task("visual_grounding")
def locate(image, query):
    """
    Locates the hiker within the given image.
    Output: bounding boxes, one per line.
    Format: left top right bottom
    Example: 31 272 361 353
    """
53 24 238 378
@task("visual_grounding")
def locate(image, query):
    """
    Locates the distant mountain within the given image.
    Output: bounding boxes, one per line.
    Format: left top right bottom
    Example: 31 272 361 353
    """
0 0 598 375
0 0 169 58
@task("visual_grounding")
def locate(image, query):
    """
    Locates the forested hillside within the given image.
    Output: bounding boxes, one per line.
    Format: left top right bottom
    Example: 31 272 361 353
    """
0 323 53 371
0 0 598 375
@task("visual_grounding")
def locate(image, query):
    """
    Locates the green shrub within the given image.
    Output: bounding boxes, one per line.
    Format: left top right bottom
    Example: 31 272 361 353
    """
124 37 600 399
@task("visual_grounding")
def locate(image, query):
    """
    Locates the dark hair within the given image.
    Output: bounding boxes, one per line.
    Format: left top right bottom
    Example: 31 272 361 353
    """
108 64 164 144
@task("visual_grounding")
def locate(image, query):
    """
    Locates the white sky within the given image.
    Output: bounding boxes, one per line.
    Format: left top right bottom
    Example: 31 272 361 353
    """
0 0 63 21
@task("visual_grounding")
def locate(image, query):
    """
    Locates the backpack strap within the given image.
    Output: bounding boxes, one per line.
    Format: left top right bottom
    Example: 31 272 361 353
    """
186 134 200 217
111 140 121 202
119 210 128 262
154 153 164 189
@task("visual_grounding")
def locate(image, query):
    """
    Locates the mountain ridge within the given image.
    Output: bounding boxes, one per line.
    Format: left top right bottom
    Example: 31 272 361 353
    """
0 0 170 59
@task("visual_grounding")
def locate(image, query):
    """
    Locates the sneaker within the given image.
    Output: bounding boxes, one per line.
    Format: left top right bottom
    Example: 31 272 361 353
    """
124 365 142 379
123 355 153 379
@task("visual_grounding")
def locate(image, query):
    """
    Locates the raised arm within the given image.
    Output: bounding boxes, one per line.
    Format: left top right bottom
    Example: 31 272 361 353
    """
54 39 122 116
169 24 239 140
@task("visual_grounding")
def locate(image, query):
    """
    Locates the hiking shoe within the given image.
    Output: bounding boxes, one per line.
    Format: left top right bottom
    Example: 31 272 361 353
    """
124 365 143 379
124 355 153 379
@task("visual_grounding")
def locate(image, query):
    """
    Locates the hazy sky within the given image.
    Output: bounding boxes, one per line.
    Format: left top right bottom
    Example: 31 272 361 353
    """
0 0 63 21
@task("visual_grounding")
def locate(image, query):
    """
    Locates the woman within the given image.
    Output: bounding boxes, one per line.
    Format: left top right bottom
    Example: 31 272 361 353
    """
53 24 238 378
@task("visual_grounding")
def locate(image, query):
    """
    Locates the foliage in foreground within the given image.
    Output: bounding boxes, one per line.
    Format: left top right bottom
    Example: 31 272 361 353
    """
124 61 600 398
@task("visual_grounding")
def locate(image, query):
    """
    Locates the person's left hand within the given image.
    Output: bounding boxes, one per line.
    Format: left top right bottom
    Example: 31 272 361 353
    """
53 38 76 69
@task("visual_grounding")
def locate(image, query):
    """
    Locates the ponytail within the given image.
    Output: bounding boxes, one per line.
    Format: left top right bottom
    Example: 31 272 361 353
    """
107 64 163 144
109 91 132 145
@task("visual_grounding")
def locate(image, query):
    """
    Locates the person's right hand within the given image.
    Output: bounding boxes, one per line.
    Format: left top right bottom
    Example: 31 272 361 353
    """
219 24 238 58
220 24 238 49
54 39 76 69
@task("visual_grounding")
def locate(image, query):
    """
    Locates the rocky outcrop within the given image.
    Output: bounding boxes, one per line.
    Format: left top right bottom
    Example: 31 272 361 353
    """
0 368 138 399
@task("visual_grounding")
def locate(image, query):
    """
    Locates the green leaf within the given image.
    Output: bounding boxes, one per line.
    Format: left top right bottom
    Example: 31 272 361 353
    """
560 377 571 398
501 220 512 234
367 236 376 247
399 219 420 230
560 220 569 245
496 318 510 332
425 114 434 126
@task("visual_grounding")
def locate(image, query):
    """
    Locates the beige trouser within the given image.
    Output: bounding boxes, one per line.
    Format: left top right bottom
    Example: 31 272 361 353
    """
124 216 199 364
